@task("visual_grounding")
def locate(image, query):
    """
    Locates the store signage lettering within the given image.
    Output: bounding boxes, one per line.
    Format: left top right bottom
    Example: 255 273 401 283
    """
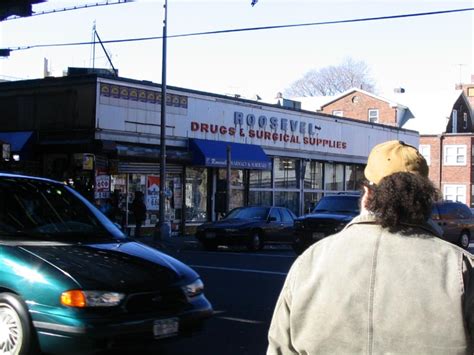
191 116 347 149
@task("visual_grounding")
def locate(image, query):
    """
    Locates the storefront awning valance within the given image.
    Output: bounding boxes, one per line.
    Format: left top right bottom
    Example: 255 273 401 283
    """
0 131 34 152
189 138 271 170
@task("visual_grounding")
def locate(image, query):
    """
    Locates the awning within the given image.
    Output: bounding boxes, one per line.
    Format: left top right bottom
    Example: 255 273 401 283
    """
0 131 34 152
189 138 271 170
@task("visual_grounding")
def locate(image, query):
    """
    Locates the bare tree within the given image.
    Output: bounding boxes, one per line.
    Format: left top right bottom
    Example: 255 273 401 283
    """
285 57 376 97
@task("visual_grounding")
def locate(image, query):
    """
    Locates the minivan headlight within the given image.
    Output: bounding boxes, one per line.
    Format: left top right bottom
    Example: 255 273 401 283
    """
61 290 125 308
182 278 204 298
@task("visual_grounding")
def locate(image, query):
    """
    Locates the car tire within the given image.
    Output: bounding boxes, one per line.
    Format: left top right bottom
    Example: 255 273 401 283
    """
247 231 264 251
0 292 38 355
459 231 470 249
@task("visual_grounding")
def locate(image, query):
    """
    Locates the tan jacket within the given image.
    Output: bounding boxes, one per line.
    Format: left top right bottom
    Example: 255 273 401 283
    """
267 214 474 355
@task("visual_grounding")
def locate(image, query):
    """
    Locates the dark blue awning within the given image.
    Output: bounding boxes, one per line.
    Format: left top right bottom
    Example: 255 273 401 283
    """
0 131 34 152
189 139 271 170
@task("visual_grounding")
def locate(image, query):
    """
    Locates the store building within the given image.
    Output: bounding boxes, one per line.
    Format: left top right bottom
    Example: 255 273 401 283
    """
0 73 419 235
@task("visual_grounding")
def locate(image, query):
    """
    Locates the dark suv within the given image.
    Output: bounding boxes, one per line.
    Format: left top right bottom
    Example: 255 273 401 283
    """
431 200 474 249
293 194 360 254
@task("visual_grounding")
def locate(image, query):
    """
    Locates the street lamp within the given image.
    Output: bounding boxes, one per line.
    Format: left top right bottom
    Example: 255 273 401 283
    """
158 0 169 240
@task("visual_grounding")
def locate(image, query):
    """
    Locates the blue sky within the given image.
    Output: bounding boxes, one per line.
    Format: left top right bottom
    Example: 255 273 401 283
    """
0 0 473 133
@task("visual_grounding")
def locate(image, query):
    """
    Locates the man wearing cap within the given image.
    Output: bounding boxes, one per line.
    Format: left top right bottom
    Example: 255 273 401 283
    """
267 140 474 355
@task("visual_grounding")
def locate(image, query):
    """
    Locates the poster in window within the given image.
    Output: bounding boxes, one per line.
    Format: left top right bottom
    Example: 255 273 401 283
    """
147 176 160 211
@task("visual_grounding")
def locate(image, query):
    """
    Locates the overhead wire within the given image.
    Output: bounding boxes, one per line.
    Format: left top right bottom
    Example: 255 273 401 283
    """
4 7 474 53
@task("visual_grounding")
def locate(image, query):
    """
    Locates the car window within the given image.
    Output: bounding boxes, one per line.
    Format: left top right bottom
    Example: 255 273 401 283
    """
225 206 270 220
438 203 457 220
431 204 440 220
279 208 294 223
0 177 121 242
456 204 472 219
269 208 282 222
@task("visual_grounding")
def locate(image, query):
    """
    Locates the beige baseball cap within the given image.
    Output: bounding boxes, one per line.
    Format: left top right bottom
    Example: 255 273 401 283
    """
364 140 429 185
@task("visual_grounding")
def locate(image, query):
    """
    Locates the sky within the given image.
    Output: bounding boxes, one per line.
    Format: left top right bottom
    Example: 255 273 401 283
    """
0 0 473 134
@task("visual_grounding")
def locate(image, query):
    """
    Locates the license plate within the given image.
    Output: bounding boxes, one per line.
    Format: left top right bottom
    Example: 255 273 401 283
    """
205 232 216 239
153 318 179 339
312 232 325 240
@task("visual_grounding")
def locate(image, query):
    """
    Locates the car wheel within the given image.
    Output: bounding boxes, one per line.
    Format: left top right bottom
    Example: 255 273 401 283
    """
0 293 37 355
247 232 264 251
459 231 470 249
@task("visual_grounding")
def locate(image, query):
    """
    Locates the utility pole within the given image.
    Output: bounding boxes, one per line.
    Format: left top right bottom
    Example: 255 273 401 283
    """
158 0 169 240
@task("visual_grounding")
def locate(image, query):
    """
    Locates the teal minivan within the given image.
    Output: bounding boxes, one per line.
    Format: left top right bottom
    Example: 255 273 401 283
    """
0 173 213 354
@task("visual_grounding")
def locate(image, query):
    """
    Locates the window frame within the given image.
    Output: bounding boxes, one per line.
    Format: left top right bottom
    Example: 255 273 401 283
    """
443 144 467 166
419 144 431 165
368 109 379 123
443 184 467 204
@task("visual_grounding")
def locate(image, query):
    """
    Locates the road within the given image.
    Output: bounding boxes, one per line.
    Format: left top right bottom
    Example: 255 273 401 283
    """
104 242 474 354
150 245 296 355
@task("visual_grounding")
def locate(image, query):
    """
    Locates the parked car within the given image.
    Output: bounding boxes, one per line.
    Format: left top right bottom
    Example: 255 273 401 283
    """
195 206 296 251
432 200 474 249
0 173 213 355
293 194 361 254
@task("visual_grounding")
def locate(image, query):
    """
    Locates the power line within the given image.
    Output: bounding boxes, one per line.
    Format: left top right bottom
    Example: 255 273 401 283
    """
5 7 474 53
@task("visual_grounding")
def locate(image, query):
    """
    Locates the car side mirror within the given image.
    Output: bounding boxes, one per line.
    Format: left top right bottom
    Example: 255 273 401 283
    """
268 216 277 222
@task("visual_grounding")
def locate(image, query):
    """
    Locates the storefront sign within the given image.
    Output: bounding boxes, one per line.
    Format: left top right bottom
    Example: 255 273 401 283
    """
147 176 160 211
95 174 110 199
190 121 347 150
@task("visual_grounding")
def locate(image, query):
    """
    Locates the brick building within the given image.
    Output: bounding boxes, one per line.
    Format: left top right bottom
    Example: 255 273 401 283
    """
317 88 414 128
419 88 474 206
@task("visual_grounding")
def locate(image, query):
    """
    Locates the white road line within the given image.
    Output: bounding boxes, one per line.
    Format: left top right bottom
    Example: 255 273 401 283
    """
189 264 288 276
216 316 264 324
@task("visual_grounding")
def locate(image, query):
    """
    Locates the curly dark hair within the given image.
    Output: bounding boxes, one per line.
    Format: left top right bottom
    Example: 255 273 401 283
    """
365 172 440 230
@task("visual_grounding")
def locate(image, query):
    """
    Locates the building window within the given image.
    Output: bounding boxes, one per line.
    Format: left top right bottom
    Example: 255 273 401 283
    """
468 87 474 97
463 113 468 129
444 184 466 204
324 163 344 191
419 145 431 165
185 167 207 222
304 161 323 189
274 157 297 188
332 110 343 117
352 95 360 103
249 169 272 188
345 164 365 190
443 145 467 165
368 109 379 123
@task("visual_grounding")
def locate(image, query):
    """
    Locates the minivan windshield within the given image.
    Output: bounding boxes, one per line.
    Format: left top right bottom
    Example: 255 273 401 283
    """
0 177 123 242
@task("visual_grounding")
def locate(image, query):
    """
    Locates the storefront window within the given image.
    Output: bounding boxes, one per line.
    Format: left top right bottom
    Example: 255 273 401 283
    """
128 174 147 225
274 157 297 188
219 169 244 187
249 191 272 206
185 167 207 222
110 174 127 227
275 191 299 215
304 192 323 214
304 161 323 189
345 164 365 191
324 163 344 191
249 169 272 188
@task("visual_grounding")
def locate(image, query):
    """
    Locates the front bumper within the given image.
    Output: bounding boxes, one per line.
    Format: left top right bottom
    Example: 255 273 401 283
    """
31 294 213 354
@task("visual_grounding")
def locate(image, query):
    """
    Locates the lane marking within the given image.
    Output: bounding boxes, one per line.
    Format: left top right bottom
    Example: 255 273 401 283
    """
216 316 264 324
189 264 288 276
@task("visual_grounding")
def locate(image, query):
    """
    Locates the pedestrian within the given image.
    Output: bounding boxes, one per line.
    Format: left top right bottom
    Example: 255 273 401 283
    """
267 140 474 355
130 191 146 238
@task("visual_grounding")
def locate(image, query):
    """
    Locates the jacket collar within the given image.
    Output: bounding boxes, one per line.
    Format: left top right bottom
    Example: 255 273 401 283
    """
345 213 443 237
